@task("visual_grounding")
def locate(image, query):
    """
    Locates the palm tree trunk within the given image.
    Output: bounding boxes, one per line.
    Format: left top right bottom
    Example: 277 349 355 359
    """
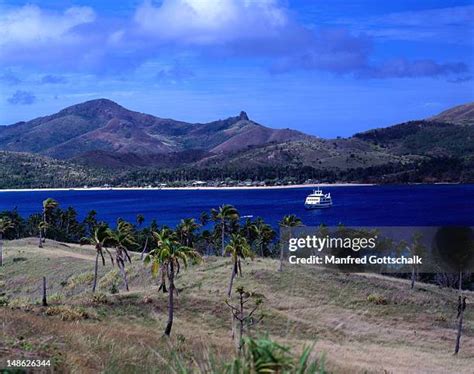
42 211 47 243
140 236 149 260
38 230 43 248
454 299 464 355
459 270 462 293
92 251 99 293
0 233 3 266
228 260 237 297
42 276 48 306
221 222 225 256
0 232 3 266
119 262 129 291
411 265 416 289
279 242 284 272
164 262 175 336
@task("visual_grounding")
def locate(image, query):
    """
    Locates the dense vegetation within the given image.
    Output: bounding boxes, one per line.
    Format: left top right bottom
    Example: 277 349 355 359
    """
1 151 473 190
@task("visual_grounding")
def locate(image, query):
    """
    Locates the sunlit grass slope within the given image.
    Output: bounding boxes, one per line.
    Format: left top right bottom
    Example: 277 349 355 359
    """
1 239 473 373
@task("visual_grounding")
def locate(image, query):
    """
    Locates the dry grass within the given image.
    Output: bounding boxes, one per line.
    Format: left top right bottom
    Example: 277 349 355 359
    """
1 238 473 373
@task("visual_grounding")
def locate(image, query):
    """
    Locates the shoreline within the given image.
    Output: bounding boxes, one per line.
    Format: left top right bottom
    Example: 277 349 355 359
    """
0 183 374 193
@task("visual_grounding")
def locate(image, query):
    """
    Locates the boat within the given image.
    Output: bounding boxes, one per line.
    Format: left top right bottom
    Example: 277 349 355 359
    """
304 188 332 209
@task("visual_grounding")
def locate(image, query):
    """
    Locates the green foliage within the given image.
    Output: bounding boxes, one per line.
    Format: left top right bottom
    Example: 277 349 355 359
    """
0 295 9 306
225 337 325 374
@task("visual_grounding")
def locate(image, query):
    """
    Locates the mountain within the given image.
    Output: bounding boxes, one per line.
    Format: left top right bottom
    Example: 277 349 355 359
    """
1 100 474 187
427 102 474 125
0 99 308 160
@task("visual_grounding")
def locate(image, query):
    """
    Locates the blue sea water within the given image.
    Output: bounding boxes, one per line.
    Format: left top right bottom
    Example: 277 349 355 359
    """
0 185 473 228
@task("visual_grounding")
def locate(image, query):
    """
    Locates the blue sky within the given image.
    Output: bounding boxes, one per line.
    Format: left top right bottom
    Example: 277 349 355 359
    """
0 0 473 137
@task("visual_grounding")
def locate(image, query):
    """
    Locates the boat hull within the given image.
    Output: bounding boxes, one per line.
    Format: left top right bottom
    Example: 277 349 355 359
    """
304 203 332 209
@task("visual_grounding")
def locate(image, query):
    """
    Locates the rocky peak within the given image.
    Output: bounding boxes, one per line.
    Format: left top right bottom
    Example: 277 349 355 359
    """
239 111 249 121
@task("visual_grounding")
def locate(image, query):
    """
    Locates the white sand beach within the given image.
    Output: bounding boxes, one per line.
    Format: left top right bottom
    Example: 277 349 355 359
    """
0 183 374 193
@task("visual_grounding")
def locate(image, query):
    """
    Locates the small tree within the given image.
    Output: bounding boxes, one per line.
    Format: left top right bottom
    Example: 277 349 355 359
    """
211 205 239 256
225 234 254 297
109 220 137 291
225 286 264 351
81 225 114 293
41 198 59 244
176 218 199 247
250 218 275 257
145 230 201 336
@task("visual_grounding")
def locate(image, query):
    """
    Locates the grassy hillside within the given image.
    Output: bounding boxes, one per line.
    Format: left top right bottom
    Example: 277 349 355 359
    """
1 239 473 373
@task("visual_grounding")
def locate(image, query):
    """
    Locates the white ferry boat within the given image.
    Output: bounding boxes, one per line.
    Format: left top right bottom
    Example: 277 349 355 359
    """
304 188 332 209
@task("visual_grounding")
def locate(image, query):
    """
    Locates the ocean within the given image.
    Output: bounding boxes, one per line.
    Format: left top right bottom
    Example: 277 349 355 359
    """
0 185 473 228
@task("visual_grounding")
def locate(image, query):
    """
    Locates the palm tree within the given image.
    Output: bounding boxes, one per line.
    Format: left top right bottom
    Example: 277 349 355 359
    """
108 220 137 291
38 221 48 248
151 228 175 293
140 227 152 260
136 214 145 227
211 205 239 256
199 211 210 227
80 225 114 293
176 218 199 247
279 215 302 272
251 218 275 257
41 198 59 244
225 233 254 297
0 217 14 266
145 230 201 336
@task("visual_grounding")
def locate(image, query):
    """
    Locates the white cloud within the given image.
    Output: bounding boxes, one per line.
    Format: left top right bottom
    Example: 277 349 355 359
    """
0 5 95 47
133 0 289 45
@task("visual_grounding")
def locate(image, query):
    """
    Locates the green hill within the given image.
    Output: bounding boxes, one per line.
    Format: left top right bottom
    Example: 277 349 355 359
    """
1 239 473 373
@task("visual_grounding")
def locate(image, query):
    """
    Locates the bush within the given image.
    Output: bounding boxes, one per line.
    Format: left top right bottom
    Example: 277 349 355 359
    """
45 305 89 321
91 292 108 304
110 283 119 294
0 296 9 307
367 294 388 305
167 337 326 374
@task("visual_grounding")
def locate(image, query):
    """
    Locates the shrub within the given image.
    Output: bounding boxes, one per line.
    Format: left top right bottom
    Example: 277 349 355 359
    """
45 306 89 321
0 296 9 307
167 337 326 374
91 292 108 304
110 283 119 295
367 294 388 305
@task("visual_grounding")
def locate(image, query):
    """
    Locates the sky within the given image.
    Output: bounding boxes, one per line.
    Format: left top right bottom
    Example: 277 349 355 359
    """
0 0 473 137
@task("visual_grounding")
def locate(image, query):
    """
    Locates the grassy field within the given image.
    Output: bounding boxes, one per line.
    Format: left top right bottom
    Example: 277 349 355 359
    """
1 238 473 373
